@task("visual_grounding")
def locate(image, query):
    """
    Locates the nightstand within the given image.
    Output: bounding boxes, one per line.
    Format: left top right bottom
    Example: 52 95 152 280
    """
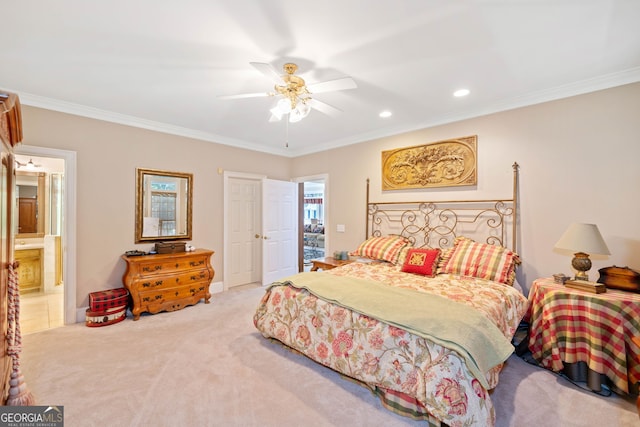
527 277 640 395
310 257 353 271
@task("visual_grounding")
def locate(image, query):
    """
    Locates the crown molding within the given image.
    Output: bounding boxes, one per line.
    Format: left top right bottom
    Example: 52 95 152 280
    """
18 66 640 158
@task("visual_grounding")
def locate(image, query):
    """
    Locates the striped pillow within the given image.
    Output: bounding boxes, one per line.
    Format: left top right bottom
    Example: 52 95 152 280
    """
439 237 520 285
351 235 409 264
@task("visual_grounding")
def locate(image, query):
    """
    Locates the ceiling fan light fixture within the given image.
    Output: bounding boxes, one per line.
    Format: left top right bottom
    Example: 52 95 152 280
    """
289 102 311 123
269 107 284 121
277 98 292 114
221 61 355 125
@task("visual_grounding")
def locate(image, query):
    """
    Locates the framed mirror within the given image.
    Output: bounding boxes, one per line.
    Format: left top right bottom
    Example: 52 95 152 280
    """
135 168 192 243
16 171 46 238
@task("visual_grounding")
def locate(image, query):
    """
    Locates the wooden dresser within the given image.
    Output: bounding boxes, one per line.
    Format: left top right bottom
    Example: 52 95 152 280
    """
121 249 214 320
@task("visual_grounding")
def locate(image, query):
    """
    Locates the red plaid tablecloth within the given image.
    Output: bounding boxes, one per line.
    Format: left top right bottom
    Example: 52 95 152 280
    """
527 278 640 393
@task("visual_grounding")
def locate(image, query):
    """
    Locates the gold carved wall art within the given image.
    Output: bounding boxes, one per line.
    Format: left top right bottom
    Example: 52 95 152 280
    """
382 135 477 190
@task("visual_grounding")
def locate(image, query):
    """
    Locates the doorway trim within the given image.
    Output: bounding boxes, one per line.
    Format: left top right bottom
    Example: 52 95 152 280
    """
14 145 77 325
223 170 266 291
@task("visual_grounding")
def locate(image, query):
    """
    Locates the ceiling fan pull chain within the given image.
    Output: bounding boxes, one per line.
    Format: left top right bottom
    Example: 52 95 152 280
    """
285 119 289 148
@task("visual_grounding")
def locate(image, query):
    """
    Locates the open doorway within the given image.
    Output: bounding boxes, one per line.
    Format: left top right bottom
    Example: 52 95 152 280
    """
13 147 76 333
295 174 328 271
14 154 64 333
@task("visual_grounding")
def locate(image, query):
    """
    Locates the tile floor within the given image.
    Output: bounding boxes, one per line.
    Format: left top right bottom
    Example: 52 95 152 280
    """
19 291 64 335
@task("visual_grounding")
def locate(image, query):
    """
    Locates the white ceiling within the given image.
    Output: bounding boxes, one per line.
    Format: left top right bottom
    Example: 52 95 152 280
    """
2 1 640 157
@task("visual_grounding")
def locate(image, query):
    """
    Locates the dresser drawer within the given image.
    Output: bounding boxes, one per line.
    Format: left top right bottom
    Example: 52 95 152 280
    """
139 283 208 306
137 268 212 290
136 255 210 276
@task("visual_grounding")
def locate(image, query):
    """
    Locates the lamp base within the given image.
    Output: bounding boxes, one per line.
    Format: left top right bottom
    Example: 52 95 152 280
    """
572 252 592 281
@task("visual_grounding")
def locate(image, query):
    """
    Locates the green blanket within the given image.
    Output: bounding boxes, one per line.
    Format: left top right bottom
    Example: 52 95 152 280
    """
274 271 514 389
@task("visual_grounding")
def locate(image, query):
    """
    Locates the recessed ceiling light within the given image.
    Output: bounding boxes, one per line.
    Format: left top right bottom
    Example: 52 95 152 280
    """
453 89 470 97
379 110 392 118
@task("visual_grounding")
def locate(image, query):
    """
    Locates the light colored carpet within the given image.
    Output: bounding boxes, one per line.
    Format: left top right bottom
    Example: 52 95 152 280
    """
20 285 638 426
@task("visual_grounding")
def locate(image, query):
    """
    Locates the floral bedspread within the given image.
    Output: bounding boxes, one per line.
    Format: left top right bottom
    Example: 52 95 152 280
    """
253 261 529 426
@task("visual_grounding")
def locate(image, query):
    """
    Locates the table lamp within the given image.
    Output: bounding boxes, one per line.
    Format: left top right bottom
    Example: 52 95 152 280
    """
554 223 610 281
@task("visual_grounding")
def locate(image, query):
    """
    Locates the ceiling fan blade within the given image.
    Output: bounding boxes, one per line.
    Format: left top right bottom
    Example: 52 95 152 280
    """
250 62 284 84
306 77 357 94
217 92 270 100
307 99 343 117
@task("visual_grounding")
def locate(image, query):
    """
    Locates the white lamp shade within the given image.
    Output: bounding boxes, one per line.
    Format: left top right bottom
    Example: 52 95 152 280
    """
554 223 611 255
276 98 292 113
269 107 283 121
289 102 311 123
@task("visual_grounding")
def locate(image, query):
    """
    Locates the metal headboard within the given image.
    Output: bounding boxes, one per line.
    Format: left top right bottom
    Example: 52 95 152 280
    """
366 162 519 251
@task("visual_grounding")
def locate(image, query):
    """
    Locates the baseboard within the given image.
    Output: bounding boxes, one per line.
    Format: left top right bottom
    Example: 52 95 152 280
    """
210 281 224 294
76 307 87 323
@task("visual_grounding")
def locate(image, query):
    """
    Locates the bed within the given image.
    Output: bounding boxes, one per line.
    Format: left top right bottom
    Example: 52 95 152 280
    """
254 164 528 426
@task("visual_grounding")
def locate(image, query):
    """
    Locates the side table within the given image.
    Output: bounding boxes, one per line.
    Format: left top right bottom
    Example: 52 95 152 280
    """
527 277 640 394
310 257 354 271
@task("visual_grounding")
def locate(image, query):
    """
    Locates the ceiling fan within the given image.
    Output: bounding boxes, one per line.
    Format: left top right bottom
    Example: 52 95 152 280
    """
219 62 357 123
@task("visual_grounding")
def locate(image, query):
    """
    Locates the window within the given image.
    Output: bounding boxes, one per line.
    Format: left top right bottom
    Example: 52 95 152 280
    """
304 193 324 223
150 180 178 236
150 192 176 235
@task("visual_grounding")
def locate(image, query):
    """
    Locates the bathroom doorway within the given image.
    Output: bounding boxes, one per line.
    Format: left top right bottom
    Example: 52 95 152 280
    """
14 150 73 333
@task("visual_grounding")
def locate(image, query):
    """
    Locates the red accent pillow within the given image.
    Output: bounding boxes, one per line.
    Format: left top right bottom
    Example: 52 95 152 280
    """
401 248 441 277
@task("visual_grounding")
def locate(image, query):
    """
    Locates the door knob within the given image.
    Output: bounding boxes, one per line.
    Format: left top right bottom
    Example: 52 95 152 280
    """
255 234 261 239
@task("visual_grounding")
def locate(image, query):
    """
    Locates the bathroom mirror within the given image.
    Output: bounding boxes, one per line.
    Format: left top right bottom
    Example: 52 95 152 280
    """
135 168 192 243
16 171 45 238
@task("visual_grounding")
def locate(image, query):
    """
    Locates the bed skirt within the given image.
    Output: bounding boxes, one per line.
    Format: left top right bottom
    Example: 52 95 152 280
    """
563 361 638 396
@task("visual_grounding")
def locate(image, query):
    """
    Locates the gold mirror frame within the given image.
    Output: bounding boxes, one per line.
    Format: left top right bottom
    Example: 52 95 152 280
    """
135 168 193 243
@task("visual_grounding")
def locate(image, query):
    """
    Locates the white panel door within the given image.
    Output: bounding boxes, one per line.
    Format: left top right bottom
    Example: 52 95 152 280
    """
228 177 261 288
262 179 298 285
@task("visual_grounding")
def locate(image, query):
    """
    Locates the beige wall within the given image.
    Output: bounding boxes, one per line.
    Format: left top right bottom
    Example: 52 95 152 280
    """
19 81 640 313
292 82 640 293
20 106 291 307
